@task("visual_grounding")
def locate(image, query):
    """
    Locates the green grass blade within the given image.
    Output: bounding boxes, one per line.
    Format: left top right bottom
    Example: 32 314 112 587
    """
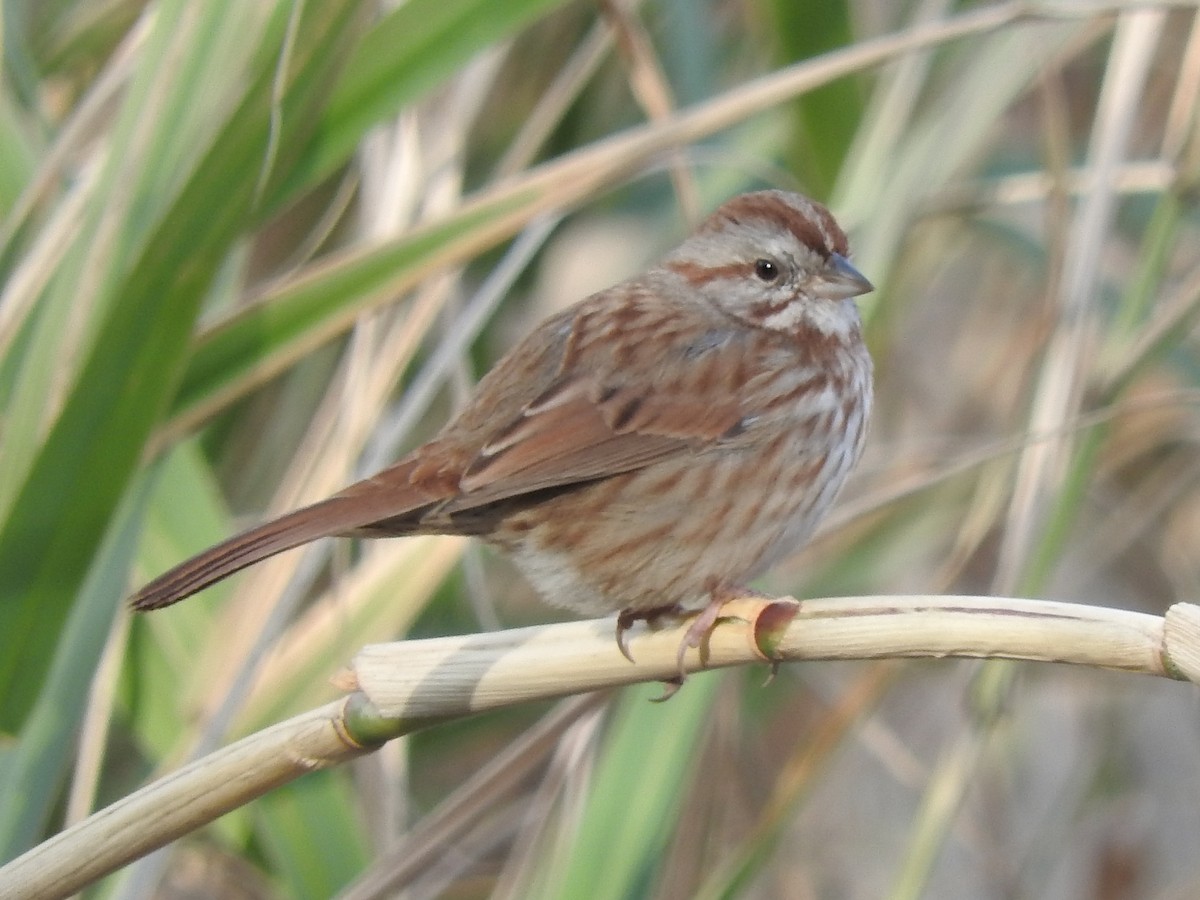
255 770 371 899
0 0 368 734
546 675 720 899
0 470 153 861
166 192 531 433
763 0 864 196
0 90 38 216
271 0 572 208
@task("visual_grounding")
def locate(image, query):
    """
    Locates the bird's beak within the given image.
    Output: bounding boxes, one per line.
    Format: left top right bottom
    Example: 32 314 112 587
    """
813 253 874 300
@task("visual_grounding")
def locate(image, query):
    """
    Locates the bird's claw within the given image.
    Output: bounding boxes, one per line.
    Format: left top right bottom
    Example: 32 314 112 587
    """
650 677 683 703
615 610 638 664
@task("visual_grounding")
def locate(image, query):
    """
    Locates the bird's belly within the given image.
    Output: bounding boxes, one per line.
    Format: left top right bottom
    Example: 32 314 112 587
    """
491 436 854 616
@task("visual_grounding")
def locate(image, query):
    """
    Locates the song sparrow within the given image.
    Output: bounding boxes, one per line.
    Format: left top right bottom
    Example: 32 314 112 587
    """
132 190 874 673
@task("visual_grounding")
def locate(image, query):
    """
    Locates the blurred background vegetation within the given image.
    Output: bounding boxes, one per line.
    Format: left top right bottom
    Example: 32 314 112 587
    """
1 0 1199 896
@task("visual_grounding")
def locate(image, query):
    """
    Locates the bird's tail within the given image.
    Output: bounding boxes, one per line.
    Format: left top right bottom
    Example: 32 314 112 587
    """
131 461 435 611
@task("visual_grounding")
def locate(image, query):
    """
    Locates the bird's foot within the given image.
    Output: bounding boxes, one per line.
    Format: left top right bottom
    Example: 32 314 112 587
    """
616 603 684 663
675 585 777 680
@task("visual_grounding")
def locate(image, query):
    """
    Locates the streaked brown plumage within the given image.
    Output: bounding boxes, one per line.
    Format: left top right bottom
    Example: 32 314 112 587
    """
132 190 874 669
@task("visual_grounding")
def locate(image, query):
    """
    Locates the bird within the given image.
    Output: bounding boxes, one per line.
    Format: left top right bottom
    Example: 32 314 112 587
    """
132 189 874 676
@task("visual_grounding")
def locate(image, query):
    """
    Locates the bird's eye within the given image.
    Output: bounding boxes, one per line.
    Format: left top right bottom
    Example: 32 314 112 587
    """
754 258 780 282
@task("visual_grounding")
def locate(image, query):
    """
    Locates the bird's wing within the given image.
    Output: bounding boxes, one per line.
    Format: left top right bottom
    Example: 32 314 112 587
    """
445 374 745 508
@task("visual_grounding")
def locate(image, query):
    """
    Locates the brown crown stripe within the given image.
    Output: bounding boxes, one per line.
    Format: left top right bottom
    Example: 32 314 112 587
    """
704 192 848 258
